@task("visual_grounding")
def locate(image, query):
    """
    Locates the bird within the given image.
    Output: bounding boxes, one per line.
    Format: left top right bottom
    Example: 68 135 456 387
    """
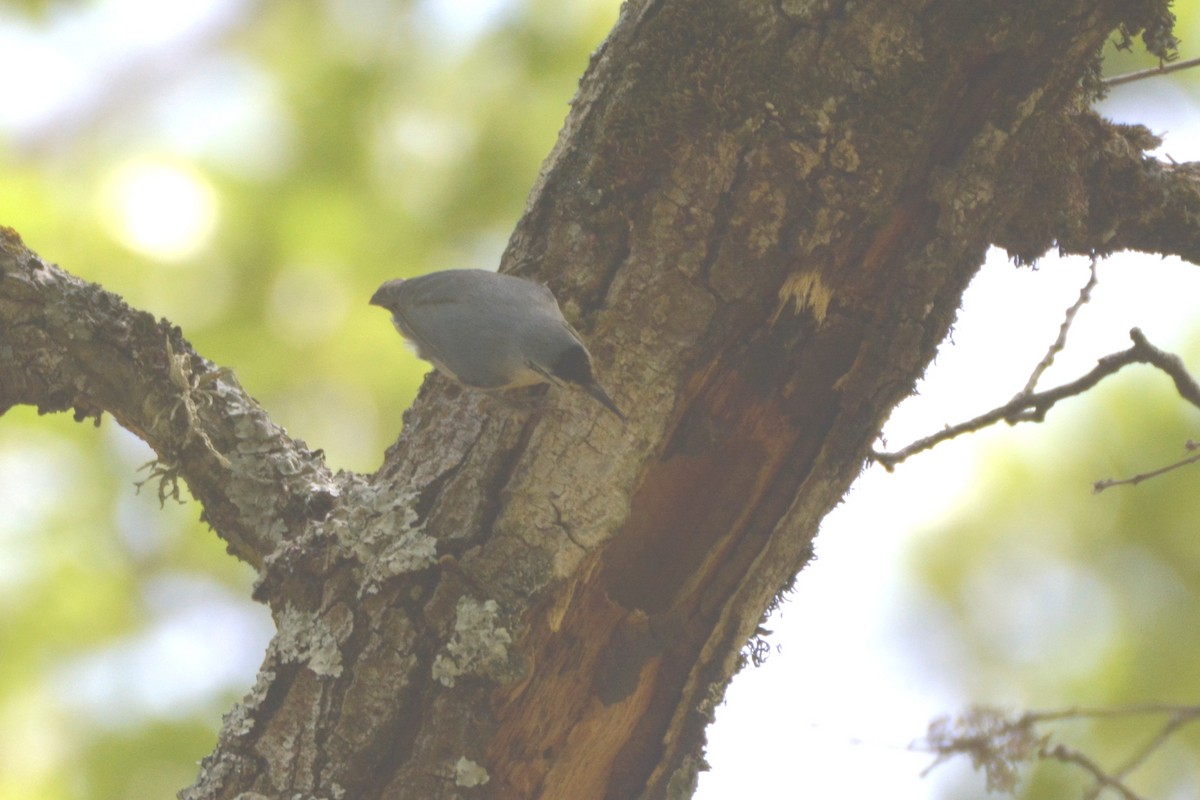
370 269 625 420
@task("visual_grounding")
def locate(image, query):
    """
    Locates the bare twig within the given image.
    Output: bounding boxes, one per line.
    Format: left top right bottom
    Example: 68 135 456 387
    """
1103 55 1200 88
873 329 1200 471
1024 703 1200 724
1084 712 1200 800
1018 257 1098 397
920 704 1200 799
1040 743 1146 800
1093 440 1200 492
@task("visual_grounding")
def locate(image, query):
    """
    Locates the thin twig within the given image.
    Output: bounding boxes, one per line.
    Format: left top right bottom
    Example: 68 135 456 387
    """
1040 743 1147 800
1023 703 1200 724
1026 704 1200 800
1082 714 1200 800
919 704 1200 798
1094 441 1200 493
873 329 1200 471
1018 257 1098 397
1103 55 1200 88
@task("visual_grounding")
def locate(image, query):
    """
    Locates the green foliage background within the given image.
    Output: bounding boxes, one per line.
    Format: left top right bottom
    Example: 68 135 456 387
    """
0 2 1198 798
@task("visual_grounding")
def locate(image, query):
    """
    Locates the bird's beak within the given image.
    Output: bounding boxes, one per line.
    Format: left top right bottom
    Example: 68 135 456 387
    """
583 381 626 421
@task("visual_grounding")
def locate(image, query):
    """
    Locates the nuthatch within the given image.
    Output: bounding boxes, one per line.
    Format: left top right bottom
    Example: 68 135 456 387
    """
370 269 624 420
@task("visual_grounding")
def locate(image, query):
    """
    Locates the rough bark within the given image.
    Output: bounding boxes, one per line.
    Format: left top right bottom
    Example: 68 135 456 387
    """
0 0 1194 798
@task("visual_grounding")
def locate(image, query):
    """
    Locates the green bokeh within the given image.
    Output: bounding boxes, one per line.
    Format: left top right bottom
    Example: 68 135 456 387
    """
911 341 1200 799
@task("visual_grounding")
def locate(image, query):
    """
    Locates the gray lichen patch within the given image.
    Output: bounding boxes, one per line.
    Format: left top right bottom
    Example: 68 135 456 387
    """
360 523 437 589
274 604 346 678
321 481 437 594
431 597 513 687
454 757 490 787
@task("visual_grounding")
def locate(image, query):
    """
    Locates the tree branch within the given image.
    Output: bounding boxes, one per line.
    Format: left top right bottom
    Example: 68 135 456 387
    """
1103 55 1200 88
0 228 336 568
1018 257 1098 397
998 114 1200 266
873 328 1200 470
1098 711 1200 798
1039 743 1146 800
1093 439 1200 492
920 704 1200 799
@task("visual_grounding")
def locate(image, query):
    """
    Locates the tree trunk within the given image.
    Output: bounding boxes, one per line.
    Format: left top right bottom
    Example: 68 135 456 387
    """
1 0 1195 798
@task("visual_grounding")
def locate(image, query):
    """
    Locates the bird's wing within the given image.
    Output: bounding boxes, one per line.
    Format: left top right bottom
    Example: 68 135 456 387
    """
390 275 472 368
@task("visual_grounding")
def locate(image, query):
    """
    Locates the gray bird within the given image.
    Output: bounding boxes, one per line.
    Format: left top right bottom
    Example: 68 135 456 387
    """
370 269 625 420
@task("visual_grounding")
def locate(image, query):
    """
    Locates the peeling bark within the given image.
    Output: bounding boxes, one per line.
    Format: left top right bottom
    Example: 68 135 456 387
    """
0 0 1194 798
